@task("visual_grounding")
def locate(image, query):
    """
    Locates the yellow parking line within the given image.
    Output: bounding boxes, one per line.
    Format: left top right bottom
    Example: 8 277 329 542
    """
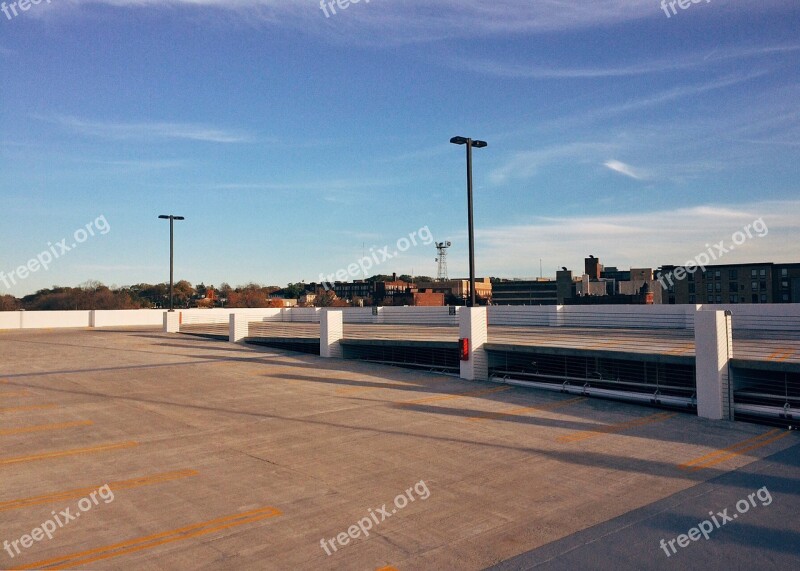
0 469 199 512
0 404 57 414
776 350 795 362
468 397 586 422
18 506 282 570
666 343 694 356
557 411 677 443
678 429 790 472
397 386 511 406
0 441 138 467
0 389 32 398
588 340 622 349
336 386 376 395
0 420 94 437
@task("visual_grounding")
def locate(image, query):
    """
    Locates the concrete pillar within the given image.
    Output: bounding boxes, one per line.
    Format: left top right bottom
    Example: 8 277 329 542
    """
164 311 180 333
320 310 343 358
229 313 248 343
459 307 489 381
694 310 733 420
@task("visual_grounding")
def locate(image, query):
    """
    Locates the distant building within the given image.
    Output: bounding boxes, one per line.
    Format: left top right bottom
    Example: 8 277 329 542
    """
492 279 560 305
390 291 445 306
415 278 492 303
657 262 800 304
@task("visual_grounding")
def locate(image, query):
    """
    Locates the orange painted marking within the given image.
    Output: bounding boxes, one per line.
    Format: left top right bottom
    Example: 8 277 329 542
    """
18 506 282 570
0 404 57 414
666 343 695 356
376 567 400 571
0 441 138 467
678 429 791 472
336 386 376 395
0 389 32 398
398 386 511 406
0 420 93 437
588 340 623 349
468 397 586 422
558 412 677 443
0 469 199 513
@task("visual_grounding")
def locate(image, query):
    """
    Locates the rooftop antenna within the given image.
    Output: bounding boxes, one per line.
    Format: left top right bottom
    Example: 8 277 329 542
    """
435 241 451 282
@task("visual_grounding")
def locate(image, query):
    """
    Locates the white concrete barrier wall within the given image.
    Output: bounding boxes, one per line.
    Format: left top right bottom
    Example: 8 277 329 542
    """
21 311 92 329
488 305 692 329
0 312 22 330
699 304 800 331
92 310 166 328
381 306 459 326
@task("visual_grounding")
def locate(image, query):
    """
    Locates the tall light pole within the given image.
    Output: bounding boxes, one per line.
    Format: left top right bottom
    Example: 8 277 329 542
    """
158 215 185 311
450 136 487 307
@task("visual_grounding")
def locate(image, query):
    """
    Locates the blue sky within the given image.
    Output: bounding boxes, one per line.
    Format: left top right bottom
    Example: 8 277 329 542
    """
1 0 799 296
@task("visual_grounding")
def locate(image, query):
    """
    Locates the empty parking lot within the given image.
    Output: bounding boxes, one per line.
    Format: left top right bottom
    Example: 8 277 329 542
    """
1 328 798 570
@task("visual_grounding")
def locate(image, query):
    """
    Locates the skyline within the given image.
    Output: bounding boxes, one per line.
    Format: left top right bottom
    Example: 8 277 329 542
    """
2 1 799 296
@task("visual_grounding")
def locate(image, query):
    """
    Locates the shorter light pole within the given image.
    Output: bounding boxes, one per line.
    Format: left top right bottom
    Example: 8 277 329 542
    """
158 215 185 311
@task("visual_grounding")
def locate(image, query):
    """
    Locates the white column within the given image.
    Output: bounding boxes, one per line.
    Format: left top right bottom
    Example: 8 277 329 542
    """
320 310 343 358
459 307 489 381
695 310 733 420
163 311 180 333
229 313 248 343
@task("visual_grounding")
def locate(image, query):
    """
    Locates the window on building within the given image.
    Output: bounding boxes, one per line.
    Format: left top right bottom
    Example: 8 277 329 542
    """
729 282 737 292
783 294 790 302
715 282 721 292
689 283 696 294
751 281 758 290
729 269 738 280
708 283 714 292
689 295 696 303
715 295 722 303
752 294 759 303
782 280 789 289
760 269 767 278
751 269 758 278
761 293 768 303
760 281 767 291
730 294 739 304
782 268 788 277
715 270 721 279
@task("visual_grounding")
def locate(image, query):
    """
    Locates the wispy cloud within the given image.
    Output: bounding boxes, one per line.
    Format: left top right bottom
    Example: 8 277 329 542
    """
476 200 800 277
37 115 254 143
449 44 800 79
490 142 614 184
604 160 646 180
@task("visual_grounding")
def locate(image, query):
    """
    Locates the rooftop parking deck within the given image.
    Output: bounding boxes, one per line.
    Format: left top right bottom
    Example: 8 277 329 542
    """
1 328 798 570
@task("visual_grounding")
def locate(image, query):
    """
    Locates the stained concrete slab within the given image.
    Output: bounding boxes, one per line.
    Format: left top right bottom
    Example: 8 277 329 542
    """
0 328 796 570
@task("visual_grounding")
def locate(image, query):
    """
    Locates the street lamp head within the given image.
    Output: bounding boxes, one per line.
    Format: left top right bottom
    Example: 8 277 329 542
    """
450 136 469 145
158 215 185 220
158 215 170 219
173 216 185 221
471 140 488 148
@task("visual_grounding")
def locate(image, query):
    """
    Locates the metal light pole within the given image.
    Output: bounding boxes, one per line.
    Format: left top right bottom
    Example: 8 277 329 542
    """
158 215 185 311
450 136 487 307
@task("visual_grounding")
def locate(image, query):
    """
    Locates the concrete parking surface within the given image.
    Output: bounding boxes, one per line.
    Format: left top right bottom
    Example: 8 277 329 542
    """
0 328 797 570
